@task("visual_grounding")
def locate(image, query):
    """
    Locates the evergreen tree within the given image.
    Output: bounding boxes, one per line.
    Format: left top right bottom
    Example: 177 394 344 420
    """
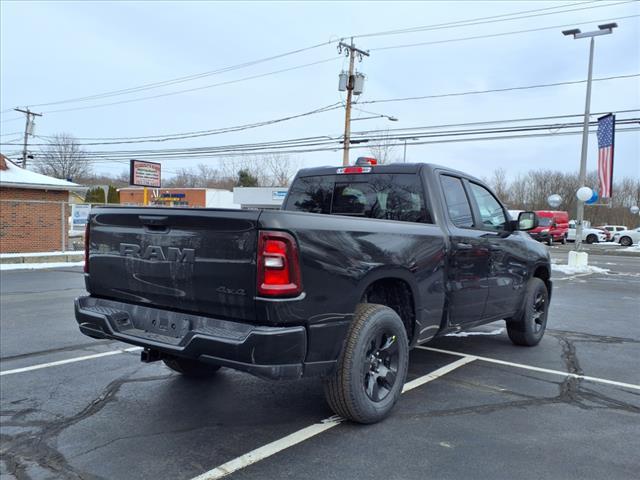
85 187 106 204
107 185 119 203
236 169 259 187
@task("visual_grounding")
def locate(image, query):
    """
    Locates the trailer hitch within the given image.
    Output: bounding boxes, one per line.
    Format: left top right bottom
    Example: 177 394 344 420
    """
140 348 162 363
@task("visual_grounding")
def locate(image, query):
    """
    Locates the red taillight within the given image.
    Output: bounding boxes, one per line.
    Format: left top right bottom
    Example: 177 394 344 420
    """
337 166 371 174
257 230 302 297
83 222 90 273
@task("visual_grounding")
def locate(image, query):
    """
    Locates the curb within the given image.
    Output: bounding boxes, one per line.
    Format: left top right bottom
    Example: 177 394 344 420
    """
0 253 84 265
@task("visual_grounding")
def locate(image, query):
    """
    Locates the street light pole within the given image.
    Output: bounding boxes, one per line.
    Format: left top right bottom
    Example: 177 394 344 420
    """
563 23 617 251
575 36 594 252
401 137 419 163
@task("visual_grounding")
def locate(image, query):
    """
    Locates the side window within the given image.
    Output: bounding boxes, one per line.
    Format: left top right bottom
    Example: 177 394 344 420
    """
440 175 474 228
331 174 432 224
469 183 507 231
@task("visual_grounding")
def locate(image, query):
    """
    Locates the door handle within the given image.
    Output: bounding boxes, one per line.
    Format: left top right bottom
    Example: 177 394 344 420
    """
456 242 473 250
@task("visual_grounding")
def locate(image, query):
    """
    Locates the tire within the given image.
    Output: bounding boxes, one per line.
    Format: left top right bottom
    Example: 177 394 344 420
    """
163 356 221 378
505 277 549 347
324 303 409 424
546 237 553 246
561 235 567 245
586 234 597 244
620 236 632 247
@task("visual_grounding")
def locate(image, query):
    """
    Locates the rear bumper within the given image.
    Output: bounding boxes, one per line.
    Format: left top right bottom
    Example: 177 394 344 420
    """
75 296 318 380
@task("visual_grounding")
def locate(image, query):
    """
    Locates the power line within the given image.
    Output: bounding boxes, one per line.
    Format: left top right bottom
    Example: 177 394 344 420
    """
5 124 638 164
20 75 638 146
355 0 633 39
369 13 640 52
32 103 342 144
1 0 629 114
357 73 640 105
20 117 637 161
24 42 336 108
40 58 340 114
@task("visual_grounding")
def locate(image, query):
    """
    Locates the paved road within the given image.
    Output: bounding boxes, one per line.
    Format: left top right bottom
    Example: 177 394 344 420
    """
1 252 639 479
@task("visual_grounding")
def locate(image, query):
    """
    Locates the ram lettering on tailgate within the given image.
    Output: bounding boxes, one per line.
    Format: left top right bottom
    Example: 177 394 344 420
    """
119 243 195 263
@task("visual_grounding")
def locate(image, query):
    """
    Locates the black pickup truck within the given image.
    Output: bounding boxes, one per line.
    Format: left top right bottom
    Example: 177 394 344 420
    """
75 161 551 423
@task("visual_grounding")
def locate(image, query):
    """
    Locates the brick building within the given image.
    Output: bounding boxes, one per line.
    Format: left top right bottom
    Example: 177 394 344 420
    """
118 187 239 208
0 155 81 253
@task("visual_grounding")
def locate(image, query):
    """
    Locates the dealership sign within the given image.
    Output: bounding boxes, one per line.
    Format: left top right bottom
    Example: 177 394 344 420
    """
71 204 91 230
130 160 161 187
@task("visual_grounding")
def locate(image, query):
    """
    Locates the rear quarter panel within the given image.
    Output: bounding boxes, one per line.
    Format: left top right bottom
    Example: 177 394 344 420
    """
257 210 447 359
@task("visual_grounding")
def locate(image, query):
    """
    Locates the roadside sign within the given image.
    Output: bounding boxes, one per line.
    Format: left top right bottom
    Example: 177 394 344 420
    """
71 204 91 230
272 190 288 201
130 160 161 187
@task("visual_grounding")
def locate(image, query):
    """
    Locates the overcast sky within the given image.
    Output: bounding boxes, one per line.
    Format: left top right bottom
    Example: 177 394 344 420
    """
1 0 638 182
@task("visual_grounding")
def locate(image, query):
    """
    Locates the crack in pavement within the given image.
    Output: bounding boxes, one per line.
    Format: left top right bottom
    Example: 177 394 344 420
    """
400 334 639 420
0 341 118 362
547 329 640 345
0 372 172 480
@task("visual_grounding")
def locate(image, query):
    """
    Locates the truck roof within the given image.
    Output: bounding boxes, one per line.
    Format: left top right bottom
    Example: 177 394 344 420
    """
296 162 482 183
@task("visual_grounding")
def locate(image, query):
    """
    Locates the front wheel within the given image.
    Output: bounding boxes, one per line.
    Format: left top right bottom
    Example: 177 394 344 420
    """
324 304 409 424
163 357 221 378
546 237 553 246
506 277 549 347
620 236 633 247
561 235 567 245
586 234 597 244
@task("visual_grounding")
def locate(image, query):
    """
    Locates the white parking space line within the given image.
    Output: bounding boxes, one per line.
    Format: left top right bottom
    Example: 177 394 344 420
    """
191 357 473 480
0 347 143 376
417 346 640 391
402 356 475 393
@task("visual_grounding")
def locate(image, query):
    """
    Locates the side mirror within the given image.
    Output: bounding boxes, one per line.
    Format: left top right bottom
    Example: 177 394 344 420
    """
517 211 538 231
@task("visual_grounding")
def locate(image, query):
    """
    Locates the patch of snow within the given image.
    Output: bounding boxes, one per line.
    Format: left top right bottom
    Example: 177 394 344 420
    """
446 328 504 338
621 245 640 252
0 261 84 271
0 158 79 188
551 264 609 275
0 251 80 259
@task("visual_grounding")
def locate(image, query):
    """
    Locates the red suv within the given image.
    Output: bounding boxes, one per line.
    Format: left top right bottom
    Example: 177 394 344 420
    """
530 210 569 245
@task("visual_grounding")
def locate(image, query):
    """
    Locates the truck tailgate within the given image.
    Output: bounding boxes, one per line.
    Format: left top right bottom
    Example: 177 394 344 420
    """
87 207 259 322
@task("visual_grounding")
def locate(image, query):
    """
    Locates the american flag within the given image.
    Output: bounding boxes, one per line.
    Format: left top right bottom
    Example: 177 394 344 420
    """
597 114 615 198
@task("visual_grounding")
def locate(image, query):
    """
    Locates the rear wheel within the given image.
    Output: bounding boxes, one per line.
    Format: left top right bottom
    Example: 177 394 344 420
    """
546 236 553 246
561 235 567 245
506 277 549 347
586 234 597 244
620 236 633 247
324 304 409 424
163 357 221 378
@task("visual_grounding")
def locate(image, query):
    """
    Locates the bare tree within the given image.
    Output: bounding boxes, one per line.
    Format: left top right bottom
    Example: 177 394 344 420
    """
36 133 91 181
220 154 298 187
486 168 509 202
367 131 399 164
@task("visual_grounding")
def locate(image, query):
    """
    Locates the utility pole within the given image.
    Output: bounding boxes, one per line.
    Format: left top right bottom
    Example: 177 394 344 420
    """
338 38 369 166
562 23 617 251
14 107 42 169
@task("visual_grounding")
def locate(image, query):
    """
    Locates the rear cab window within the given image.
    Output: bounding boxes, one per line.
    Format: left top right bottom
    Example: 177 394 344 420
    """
284 173 432 224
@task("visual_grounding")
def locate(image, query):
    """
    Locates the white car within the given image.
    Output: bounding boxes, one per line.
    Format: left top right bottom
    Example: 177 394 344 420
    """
567 222 607 244
613 227 640 247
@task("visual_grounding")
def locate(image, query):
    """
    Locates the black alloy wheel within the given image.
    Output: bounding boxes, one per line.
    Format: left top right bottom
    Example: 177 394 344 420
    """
363 330 400 402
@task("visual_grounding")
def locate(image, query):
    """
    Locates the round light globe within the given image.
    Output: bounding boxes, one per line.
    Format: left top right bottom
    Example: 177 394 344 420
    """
547 194 562 208
631 205 640 215
576 186 593 202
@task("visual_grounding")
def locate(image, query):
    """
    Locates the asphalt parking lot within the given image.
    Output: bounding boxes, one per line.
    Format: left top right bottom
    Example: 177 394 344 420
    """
1 251 639 480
